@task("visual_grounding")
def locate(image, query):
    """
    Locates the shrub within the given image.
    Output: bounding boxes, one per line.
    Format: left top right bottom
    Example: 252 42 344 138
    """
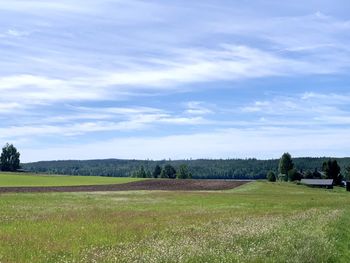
288 168 302 182
267 171 276 182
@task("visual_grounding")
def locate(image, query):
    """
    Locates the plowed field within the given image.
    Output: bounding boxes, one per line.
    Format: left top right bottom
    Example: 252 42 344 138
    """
0 179 249 193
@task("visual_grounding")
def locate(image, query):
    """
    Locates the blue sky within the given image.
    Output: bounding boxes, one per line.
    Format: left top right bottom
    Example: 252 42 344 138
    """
1 0 350 162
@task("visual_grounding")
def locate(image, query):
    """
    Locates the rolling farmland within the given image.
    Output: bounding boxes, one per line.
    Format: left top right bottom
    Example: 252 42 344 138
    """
0 173 144 187
0 177 349 262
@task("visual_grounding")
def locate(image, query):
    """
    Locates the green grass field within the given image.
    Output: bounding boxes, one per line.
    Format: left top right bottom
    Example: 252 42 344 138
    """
0 181 350 262
0 172 144 187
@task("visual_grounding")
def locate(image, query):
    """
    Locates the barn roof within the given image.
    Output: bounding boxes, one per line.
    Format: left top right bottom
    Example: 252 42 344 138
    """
300 179 333 186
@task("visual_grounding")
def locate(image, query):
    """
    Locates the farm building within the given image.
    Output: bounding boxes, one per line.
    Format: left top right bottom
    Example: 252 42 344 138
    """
300 179 333 189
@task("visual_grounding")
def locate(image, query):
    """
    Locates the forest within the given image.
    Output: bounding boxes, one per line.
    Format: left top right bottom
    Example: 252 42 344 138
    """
22 157 350 179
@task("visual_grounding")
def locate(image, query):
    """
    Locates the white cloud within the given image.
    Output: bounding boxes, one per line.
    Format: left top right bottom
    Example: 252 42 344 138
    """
20 126 350 162
0 110 211 139
212 11 350 49
301 92 350 104
240 92 350 128
75 106 165 115
0 1 93 13
1 2 350 161
3 90 350 142
0 75 108 106
0 29 32 38
0 102 24 113
1 44 345 113
185 101 213 115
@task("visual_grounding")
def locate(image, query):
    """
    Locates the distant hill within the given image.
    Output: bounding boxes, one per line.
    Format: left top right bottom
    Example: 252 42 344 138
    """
22 157 350 179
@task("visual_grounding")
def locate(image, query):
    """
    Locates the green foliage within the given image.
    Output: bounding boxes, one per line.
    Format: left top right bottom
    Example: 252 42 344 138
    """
288 168 302 182
304 170 313 179
21 159 280 179
132 166 148 178
278 153 294 175
266 171 276 182
344 166 350 181
22 157 350 180
312 168 322 179
0 143 20 172
152 165 162 178
160 164 177 179
277 173 288 182
146 170 152 178
322 159 342 185
176 164 192 179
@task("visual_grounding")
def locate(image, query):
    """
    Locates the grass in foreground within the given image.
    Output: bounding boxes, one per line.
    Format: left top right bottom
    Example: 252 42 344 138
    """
0 182 350 262
0 172 144 187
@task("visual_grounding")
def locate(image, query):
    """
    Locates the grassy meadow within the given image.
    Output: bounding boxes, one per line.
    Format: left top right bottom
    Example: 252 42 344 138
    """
0 181 350 262
0 172 144 187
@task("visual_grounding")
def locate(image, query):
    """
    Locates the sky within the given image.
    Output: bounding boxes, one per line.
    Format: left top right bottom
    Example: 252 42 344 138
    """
0 0 350 162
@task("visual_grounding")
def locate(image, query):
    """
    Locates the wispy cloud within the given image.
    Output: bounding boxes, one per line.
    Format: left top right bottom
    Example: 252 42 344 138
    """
21 126 350 162
0 102 25 113
0 105 213 140
185 101 213 115
1 44 346 111
1 0 350 161
0 1 94 13
240 92 350 127
0 29 31 38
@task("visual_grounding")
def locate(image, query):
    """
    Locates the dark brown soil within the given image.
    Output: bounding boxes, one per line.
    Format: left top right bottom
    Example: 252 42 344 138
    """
0 179 250 193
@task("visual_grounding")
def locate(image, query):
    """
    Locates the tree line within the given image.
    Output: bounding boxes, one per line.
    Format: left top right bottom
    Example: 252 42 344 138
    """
3 142 350 182
267 152 345 185
132 164 192 179
23 156 350 180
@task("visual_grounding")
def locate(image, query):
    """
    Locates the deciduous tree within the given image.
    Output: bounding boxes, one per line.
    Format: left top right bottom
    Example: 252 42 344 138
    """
0 143 20 172
288 168 302 181
160 164 176 179
266 171 276 182
278 153 294 176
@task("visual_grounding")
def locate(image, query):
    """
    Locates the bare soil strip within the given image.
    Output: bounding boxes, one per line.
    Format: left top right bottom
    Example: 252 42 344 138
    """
0 179 250 193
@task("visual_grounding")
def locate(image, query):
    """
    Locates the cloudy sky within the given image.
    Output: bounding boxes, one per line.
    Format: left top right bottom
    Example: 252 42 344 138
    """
1 0 350 162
